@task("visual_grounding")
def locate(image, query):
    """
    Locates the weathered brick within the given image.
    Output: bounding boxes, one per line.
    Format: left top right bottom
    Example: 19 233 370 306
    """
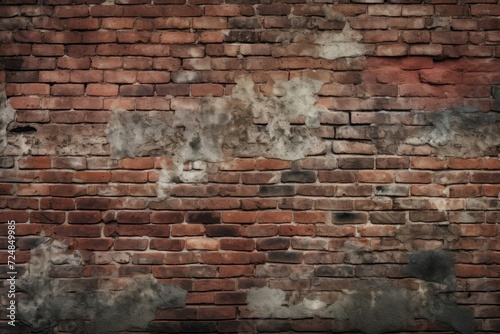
187 212 221 224
228 17 262 29
259 185 295 197
281 171 317 183
315 265 355 277
256 237 290 251
267 251 303 264
331 212 369 224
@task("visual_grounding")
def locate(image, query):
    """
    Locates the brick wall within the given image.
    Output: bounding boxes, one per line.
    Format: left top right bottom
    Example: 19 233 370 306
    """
0 0 499 333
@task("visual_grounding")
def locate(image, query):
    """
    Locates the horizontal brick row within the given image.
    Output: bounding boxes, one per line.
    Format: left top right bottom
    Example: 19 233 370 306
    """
1 3 499 19
5 156 500 170
2 209 499 224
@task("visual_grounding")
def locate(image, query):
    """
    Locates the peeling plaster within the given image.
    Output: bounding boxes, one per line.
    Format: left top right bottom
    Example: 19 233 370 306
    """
0 84 16 155
106 76 326 198
12 238 186 333
292 24 365 60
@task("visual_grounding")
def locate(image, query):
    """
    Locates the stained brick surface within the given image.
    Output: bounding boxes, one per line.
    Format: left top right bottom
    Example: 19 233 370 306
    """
0 0 499 333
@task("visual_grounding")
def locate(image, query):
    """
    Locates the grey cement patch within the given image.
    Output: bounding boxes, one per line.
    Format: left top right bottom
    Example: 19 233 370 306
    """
106 76 325 198
368 110 500 157
13 238 186 333
407 249 455 288
248 248 474 334
291 24 366 60
0 84 16 155
406 109 500 158
396 223 461 251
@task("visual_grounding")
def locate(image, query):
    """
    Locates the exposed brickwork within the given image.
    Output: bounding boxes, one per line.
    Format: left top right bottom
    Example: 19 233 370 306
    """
0 0 499 333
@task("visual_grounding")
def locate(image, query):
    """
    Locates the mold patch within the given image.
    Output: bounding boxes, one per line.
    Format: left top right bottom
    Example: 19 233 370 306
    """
248 248 473 334
13 238 186 333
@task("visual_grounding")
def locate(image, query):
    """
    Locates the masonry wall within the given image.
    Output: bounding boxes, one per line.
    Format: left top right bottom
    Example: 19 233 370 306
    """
0 0 499 333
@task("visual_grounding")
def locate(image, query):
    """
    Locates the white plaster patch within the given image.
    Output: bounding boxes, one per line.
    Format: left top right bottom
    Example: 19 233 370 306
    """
0 84 16 155
106 76 325 199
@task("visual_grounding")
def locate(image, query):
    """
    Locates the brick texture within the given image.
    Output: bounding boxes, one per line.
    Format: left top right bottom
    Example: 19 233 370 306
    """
0 1 499 333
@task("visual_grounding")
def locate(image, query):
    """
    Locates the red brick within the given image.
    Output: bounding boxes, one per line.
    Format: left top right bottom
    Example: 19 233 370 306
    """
116 211 150 224
0 184 14 195
77 238 113 251
65 17 100 30
30 211 65 224
257 211 292 224
279 224 315 236
150 239 185 251
132 252 164 265
222 212 256 223
118 157 154 170
187 238 219 251
51 84 84 96
411 184 447 197
171 224 205 236
74 171 111 183
242 224 278 237
154 17 192 29
350 17 389 29
220 238 255 251
191 83 224 97
205 5 239 16
114 238 149 250
206 225 241 237
160 32 196 44
241 172 279 185
119 84 154 96
53 225 101 237
86 83 119 96
450 185 482 198
448 158 483 169
197 198 240 210
410 157 447 170
483 185 500 197
75 198 110 210
358 171 394 183
318 171 357 183
111 171 148 183
471 172 500 184
135 71 170 84
396 171 432 183
376 44 408 57
1 208 37 223
257 159 291 170
456 264 486 278
68 211 101 224
198 306 236 320
150 212 184 224
192 17 227 29
55 5 89 18
218 158 255 171
18 156 51 169
170 44 205 58
409 44 443 56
